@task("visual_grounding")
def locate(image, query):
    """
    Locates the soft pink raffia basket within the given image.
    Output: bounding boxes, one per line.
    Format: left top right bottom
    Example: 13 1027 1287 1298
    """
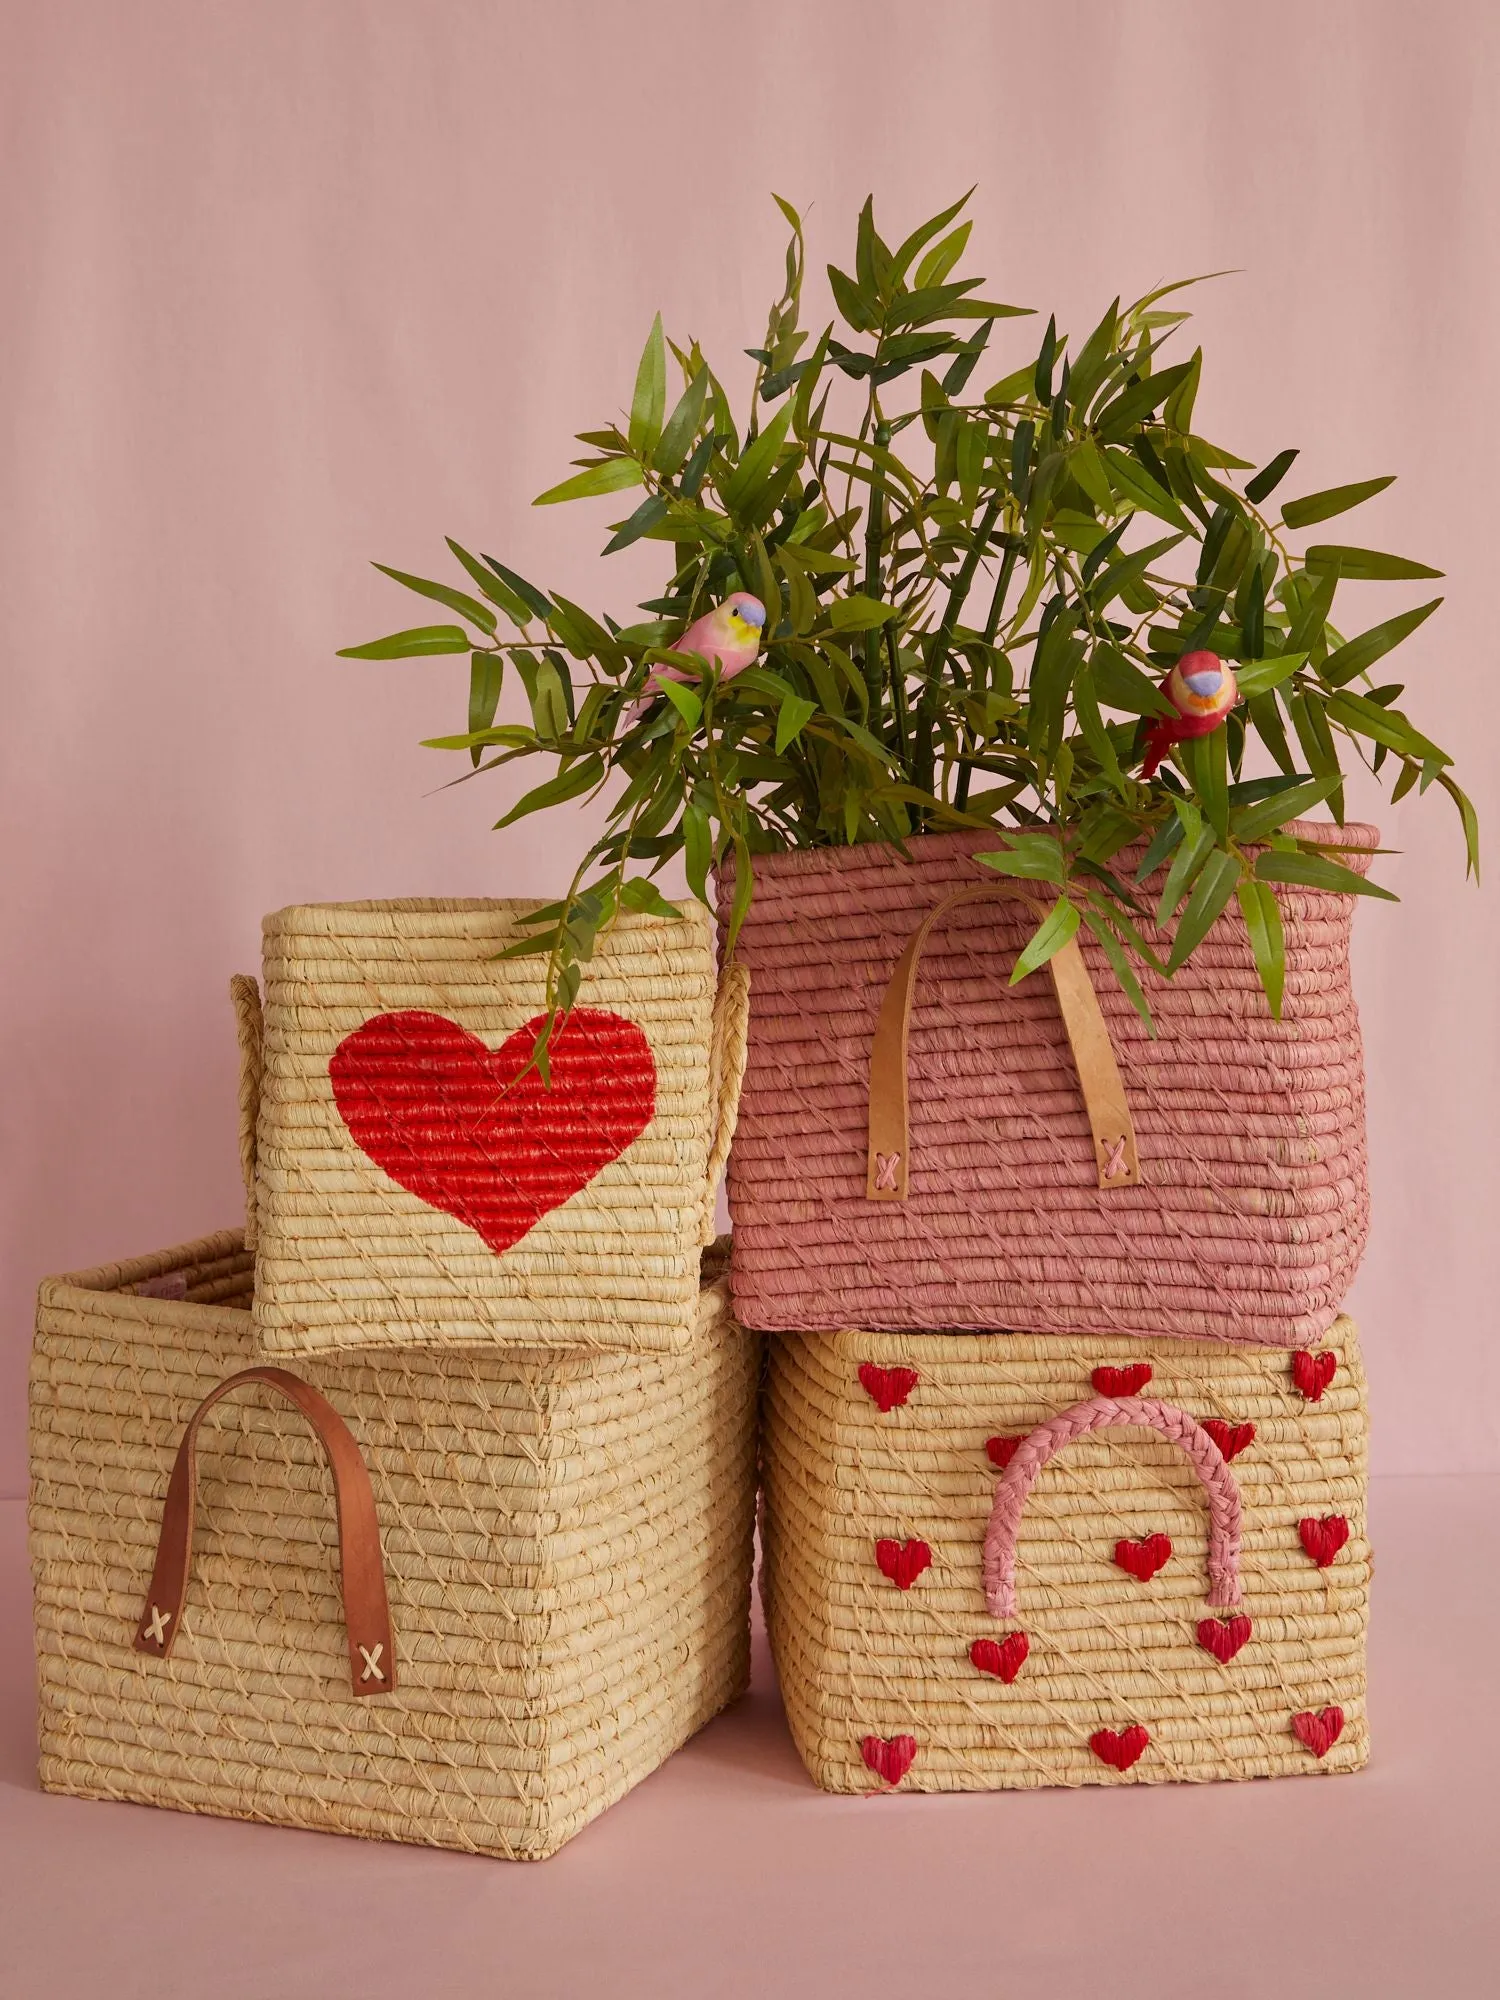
718 821 1374 1348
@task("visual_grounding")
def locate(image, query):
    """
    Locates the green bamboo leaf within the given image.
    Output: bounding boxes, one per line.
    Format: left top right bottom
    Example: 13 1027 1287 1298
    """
1236 877 1286 1017
975 834 1066 885
1234 651 1307 698
1254 849 1397 900
533 459 644 506
826 594 900 633
1168 848 1241 971
827 263 879 333
369 563 498 635
1080 906 1155 1034
602 494 671 554
1281 475 1394 530
1163 348 1202 433
1229 776 1339 842
891 189 975 282
724 833 755 951
1089 532 1186 611
1095 358 1199 439
775 694 818 753
628 314 667 458
720 402 794 513
619 876 682 919
655 370 711 476
1157 824 1214 921
337 624 471 659
1180 725 1230 841
445 539 533 626
1243 448 1298 504
983 361 1036 406
1318 598 1442 686
493 754 604 828
914 222 973 290
467 652 504 768
1092 643 1175 718
1009 895 1081 984
1102 448 1192 530
1246 692 1297 774
480 556 552 621
1323 691 1450 764
656 678 703 729
1135 816 1184 882
682 801 713 902
1437 771 1481 881
1304 545 1443 582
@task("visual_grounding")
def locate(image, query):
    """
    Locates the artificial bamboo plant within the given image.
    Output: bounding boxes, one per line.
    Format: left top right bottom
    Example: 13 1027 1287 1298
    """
342 190 1475 1049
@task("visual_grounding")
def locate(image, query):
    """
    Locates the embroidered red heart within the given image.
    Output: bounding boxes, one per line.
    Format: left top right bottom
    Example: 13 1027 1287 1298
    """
329 1008 655 1256
1090 1725 1149 1771
1202 1419 1256 1462
1114 1533 1172 1582
859 1364 919 1413
1293 1706 1345 1758
875 1538 932 1590
1197 1614 1253 1663
970 1633 1029 1682
1092 1363 1153 1397
986 1435 1021 1470
1291 1351 1337 1402
1299 1515 1350 1568
861 1734 917 1786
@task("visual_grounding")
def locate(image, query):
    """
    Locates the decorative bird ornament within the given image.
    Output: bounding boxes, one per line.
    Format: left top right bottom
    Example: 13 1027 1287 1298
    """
1140 650 1240 778
629 592 767 721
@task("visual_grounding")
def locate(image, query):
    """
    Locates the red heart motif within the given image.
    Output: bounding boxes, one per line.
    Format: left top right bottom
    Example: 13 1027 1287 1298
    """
1292 1351 1338 1402
1114 1533 1173 1582
1293 1706 1345 1758
859 1364 919 1413
1092 1363 1153 1397
1202 1419 1256 1462
875 1538 932 1590
1196 1614 1253 1664
970 1633 1029 1683
1299 1515 1350 1568
1090 1725 1150 1772
329 1008 655 1257
861 1734 917 1786
986 1435 1022 1470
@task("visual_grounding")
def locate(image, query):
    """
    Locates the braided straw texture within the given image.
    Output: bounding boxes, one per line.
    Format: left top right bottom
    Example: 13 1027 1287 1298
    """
254 900 738 1356
762 1320 1368 1791
30 1232 759 1861
720 823 1373 1346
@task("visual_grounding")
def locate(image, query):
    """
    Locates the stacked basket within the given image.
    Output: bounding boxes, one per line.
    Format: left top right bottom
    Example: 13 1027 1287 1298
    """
721 822 1373 1793
30 900 761 1860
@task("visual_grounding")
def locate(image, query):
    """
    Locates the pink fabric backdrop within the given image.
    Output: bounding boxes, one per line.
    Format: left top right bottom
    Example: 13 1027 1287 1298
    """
2 0 1495 1493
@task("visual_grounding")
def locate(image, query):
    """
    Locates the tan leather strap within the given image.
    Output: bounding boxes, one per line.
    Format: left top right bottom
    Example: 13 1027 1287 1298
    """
866 883 1140 1199
133 1365 396 1697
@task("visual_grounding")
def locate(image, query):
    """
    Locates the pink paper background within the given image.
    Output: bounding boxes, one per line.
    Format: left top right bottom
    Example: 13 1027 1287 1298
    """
2 0 1496 1495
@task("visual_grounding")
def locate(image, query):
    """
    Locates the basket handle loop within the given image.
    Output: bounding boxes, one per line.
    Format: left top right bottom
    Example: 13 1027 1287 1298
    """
229 974 263 1251
982 1395 1243 1621
133 1365 396 1697
866 883 1139 1201
701 963 750 1246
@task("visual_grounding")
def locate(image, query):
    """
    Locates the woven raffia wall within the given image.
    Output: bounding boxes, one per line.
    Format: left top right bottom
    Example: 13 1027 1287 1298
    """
30 1233 760 1860
721 823 1373 1347
254 900 730 1358
762 1320 1368 1791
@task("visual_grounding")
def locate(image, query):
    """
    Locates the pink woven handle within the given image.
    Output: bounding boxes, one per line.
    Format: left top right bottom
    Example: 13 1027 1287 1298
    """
982 1395 1243 1619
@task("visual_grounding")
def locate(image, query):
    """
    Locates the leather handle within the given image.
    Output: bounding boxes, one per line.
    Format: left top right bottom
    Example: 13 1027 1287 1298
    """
133 1365 396 1698
229 974 263 1252
866 883 1140 1200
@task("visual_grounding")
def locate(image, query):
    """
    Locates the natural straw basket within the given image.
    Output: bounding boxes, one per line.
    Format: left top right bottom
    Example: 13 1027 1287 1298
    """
761 1319 1368 1792
247 899 748 1357
30 1231 760 1860
720 822 1373 1347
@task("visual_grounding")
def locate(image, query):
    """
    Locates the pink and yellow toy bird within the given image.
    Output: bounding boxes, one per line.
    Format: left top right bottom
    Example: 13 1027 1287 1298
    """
1140 650 1240 778
628 592 767 722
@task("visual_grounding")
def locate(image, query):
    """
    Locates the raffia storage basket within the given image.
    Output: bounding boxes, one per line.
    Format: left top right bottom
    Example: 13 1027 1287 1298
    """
246 898 747 1358
720 822 1373 1347
30 1230 760 1861
761 1319 1368 1792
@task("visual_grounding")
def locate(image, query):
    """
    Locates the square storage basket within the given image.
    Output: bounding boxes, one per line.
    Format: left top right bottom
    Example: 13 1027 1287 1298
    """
245 899 747 1358
761 1318 1368 1792
30 1231 760 1861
